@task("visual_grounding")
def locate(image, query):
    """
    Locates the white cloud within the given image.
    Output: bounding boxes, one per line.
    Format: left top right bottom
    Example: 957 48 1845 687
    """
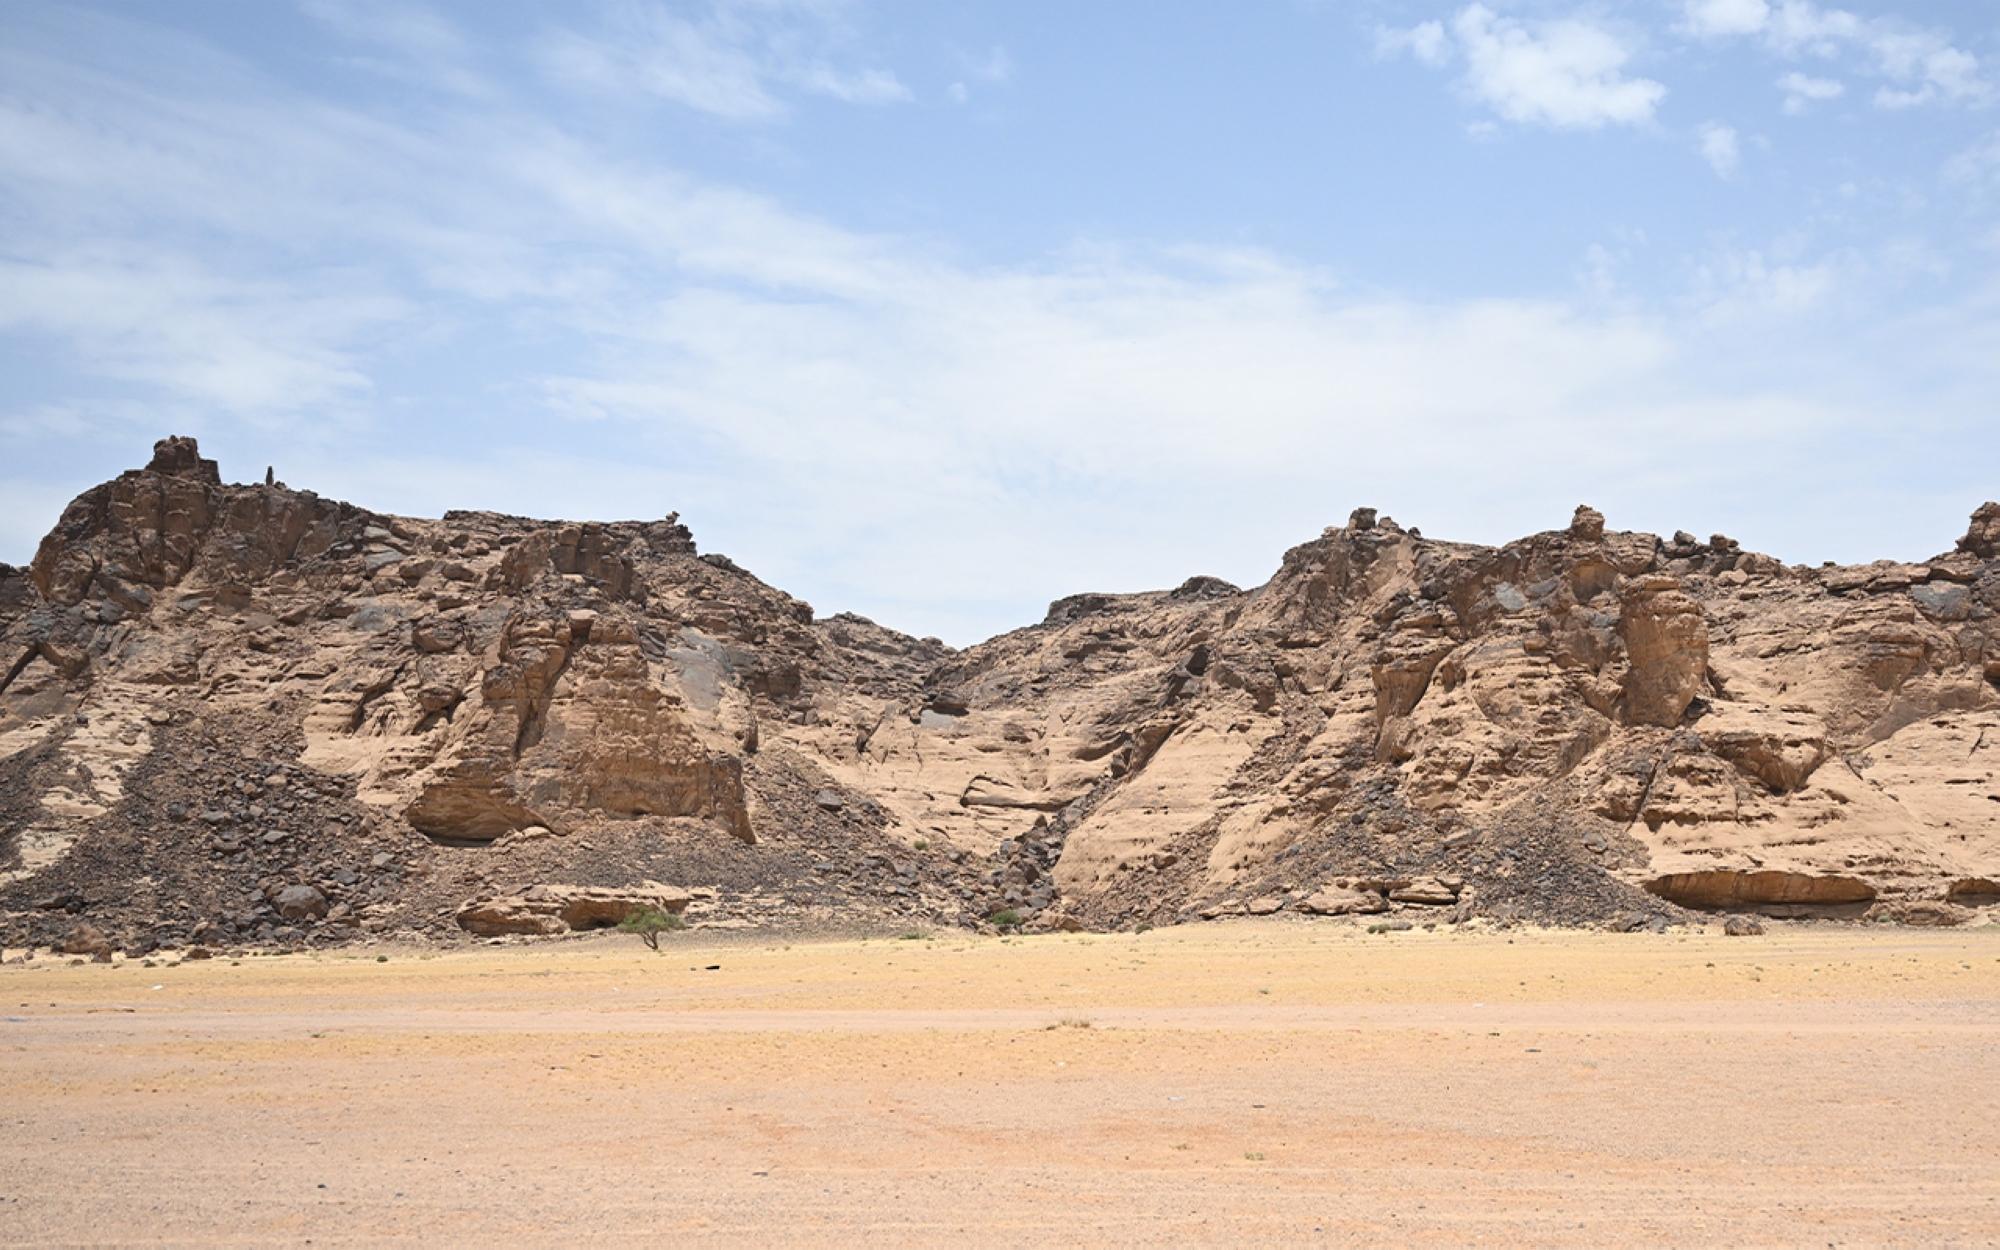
1696 2 1990 111
1870 39 1982 110
1944 132 2000 188
3 5 1998 638
540 1 909 120
794 63 910 105
1384 5 1665 130
961 46 1013 84
1683 0 1771 38
544 11 782 119
298 0 494 99
1375 20 1449 67
0 250 398 414
1698 122 1741 176
942 45 1009 106
1778 70 1844 114
1455 5 1666 129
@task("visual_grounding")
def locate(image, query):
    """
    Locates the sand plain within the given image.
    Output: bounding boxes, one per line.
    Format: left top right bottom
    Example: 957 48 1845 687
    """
3 919 1998 1245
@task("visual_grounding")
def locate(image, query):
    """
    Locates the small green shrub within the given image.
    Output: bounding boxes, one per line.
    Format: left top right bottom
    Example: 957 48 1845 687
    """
990 909 1024 929
619 907 687 950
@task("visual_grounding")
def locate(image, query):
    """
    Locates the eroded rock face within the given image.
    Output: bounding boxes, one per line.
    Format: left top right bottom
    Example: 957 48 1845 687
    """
1947 878 2000 906
1644 870 1875 911
1618 576 1709 727
4 437 2000 948
395 610 752 842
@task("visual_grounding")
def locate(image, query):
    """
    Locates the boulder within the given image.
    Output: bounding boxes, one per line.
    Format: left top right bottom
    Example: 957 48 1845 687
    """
1026 910 1085 933
454 883 691 937
1864 900 1973 928
1956 502 2000 559
455 899 566 937
411 619 461 653
1721 915 1764 936
1295 887 1388 916
58 923 116 961
1388 877 1460 905
272 885 329 922
145 435 220 483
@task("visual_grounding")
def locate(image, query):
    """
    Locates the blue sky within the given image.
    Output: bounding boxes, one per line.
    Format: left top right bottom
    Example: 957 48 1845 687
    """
2 0 1998 643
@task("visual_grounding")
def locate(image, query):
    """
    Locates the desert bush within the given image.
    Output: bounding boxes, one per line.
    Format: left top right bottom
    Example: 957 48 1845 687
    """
989 909 1024 929
619 907 686 950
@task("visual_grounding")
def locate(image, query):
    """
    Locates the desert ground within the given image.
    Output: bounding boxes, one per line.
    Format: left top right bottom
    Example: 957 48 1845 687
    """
4 919 1998 1245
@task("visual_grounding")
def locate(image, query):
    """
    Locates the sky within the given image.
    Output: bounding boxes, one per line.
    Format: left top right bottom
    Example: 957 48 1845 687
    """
2 0 1998 645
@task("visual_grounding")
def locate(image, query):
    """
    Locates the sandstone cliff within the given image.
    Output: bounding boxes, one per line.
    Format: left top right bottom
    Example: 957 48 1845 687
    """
3 440 1997 951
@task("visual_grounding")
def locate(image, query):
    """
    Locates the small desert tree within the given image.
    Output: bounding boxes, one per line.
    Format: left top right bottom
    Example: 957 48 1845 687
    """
618 906 686 951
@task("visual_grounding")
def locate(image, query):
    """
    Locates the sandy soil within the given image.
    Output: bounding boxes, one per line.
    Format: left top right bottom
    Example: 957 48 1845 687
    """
4 919 1999 1245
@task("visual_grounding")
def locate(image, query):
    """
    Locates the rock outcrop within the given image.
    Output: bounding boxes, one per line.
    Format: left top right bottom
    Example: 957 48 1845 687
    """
455 882 691 936
3 440 1999 952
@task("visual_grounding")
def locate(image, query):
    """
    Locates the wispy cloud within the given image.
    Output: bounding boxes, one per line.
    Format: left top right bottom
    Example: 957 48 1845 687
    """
1681 0 1773 39
1698 121 1741 176
2 4 1997 638
0 249 398 413
540 1 910 120
1944 131 2000 192
1375 20 1449 67
1777 70 1844 114
946 43 1012 105
1382 4 1666 130
1684 0 1990 110
299 0 490 98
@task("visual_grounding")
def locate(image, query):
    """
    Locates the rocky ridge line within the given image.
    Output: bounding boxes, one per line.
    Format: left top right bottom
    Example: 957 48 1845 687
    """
3 440 1998 956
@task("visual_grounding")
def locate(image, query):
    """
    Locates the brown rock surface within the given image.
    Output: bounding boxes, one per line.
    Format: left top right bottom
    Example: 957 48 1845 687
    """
455 882 691 936
5 437 2000 949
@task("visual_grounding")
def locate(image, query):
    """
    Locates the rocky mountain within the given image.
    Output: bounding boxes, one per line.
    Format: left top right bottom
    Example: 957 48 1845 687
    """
3 438 1997 954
